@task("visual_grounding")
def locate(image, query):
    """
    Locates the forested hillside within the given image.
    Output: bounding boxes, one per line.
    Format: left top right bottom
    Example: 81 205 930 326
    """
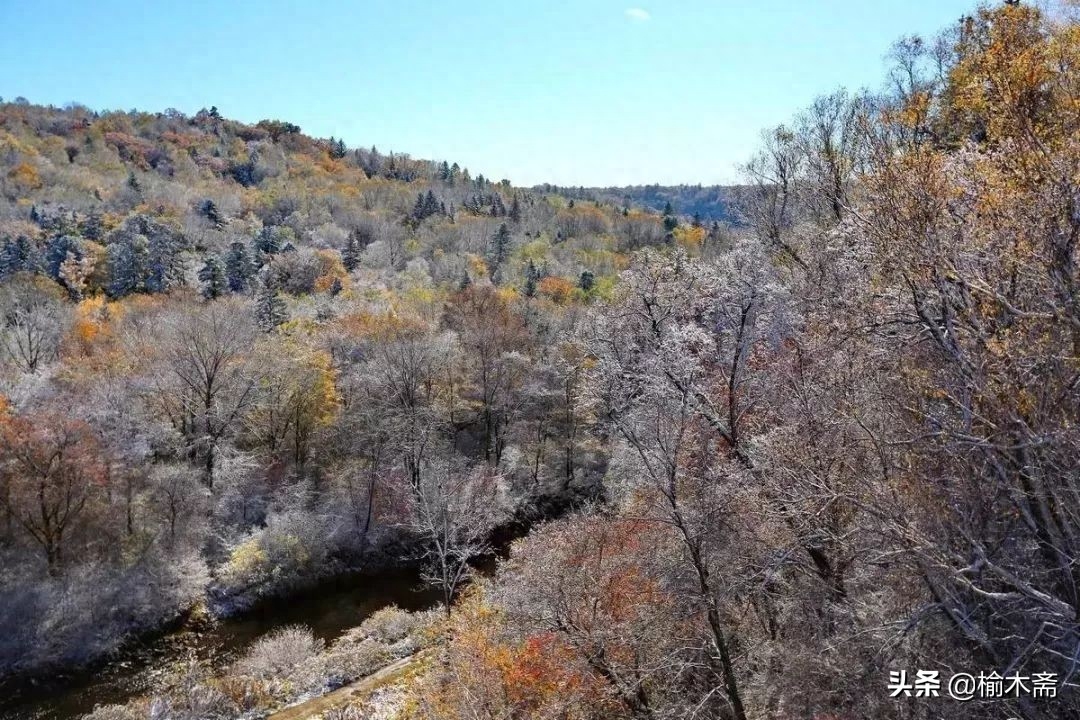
0 97 730 682
534 183 740 223
4 2 1080 720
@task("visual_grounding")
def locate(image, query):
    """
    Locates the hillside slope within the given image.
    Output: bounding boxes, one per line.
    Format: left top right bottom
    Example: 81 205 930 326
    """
535 182 740 223
0 101 730 681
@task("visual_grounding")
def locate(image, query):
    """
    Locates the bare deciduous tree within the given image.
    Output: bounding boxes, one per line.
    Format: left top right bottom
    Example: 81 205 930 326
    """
412 460 504 615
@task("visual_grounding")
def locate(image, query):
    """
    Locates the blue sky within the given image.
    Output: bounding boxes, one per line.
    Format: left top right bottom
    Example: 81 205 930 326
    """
1 0 975 186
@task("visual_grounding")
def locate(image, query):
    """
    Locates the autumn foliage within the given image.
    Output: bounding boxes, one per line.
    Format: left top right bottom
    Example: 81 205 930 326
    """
411 5 1080 720
0 411 110 572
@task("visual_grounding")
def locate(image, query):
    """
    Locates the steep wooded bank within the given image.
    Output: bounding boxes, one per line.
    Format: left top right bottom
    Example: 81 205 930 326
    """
392 4 1080 720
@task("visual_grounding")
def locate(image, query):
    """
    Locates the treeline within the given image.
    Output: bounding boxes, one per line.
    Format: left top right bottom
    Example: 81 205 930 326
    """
536 182 740 223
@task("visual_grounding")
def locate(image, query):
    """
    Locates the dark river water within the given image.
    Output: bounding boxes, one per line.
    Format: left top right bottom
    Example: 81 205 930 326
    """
0 567 441 720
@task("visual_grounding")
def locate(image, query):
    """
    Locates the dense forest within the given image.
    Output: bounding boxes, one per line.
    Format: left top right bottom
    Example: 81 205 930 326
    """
533 184 739 224
0 91 704 680
2 2 1080 719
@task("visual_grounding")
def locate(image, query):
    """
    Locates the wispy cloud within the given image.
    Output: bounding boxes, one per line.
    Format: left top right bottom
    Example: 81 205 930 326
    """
625 8 651 22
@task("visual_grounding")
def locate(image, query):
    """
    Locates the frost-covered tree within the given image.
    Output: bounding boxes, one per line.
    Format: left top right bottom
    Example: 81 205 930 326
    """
225 241 255 293
198 255 226 299
0 236 42 277
0 275 70 373
255 275 288 331
144 233 185 293
105 235 145 297
341 231 362 272
412 461 504 615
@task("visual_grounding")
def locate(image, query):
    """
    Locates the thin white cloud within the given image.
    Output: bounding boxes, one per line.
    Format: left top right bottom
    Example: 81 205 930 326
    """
625 8 651 22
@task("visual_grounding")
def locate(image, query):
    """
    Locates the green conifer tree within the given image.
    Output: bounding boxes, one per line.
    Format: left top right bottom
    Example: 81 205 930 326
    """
663 201 678 234
579 269 595 292
488 223 512 277
198 256 226 299
342 232 362 272
225 241 255 293
105 236 144 298
524 259 541 297
255 275 288 331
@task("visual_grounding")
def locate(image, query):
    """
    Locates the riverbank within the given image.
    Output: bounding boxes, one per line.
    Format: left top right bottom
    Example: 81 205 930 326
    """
69 605 440 720
0 490 583 720
266 649 431 720
0 567 440 720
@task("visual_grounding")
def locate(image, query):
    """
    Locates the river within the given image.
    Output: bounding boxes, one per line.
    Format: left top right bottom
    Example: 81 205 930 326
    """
0 567 441 720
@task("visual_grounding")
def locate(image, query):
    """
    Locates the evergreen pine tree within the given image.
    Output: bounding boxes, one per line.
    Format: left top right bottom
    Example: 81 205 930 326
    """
0 238 17 278
254 226 284 255
509 195 522 224
225 241 255 293
198 256 226 299
663 201 678 234
459 268 472 290
255 275 288 331
201 199 222 226
1 235 44 277
488 223 512 276
422 190 441 218
342 232 362 272
18 236 41 273
524 259 541 297
81 210 105 241
579 269 595 292
105 237 142 298
145 233 184 293
127 171 141 192
45 235 82 281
